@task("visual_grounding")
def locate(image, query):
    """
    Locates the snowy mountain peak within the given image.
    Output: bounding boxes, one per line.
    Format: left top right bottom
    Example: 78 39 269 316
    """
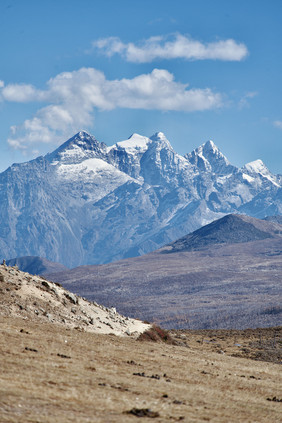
45 131 106 165
203 139 217 151
244 159 267 174
0 129 281 268
149 132 173 150
185 140 234 174
150 131 167 141
74 130 92 139
242 159 280 186
201 139 225 156
110 133 151 155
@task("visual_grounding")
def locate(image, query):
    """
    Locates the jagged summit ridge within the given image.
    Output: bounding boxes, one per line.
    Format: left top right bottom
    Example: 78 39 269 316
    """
45 131 107 164
185 139 235 174
0 130 281 267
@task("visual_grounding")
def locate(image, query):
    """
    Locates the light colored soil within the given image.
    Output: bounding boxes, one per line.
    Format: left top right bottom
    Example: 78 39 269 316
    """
0 264 150 337
0 316 281 423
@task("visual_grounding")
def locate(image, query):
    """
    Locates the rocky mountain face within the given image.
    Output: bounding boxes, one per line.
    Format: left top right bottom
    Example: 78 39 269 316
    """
0 131 281 267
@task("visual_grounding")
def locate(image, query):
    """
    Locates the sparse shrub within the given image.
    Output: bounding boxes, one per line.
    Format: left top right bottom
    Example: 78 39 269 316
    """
262 306 282 316
137 325 176 344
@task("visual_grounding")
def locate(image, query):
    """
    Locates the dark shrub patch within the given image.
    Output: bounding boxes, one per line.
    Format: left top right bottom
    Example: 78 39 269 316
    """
137 325 176 344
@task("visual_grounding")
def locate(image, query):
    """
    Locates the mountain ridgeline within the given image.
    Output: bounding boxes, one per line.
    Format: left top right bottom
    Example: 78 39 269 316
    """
160 214 282 253
0 131 281 267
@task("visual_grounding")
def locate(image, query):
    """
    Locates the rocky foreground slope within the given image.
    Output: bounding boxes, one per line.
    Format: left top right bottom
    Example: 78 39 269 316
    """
0 264 150 337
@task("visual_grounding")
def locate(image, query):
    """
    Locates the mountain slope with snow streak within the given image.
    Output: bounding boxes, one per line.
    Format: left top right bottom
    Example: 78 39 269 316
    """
0 130 281 266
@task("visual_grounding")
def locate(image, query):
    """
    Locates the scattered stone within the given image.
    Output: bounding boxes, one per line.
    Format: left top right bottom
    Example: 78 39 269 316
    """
87 366 96 372
133 372 146 377
125 408 160 418
127 360 137 365
57 353 71 359
133 372 161 380
173 400 184 405
64 292 78 305
25 347 38 352
41 281 50 290
267 396 282 402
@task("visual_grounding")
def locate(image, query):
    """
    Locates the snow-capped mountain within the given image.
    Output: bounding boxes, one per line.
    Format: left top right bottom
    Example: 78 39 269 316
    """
0 131 281 267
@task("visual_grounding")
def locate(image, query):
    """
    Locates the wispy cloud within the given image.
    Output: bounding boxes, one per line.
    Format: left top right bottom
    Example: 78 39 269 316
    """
92 34 248 63
238 91 258 109
0 67 223 152
273 120 282 129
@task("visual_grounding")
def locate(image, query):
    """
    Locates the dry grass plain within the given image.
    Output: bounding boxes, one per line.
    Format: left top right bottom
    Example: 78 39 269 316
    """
0 316 281 423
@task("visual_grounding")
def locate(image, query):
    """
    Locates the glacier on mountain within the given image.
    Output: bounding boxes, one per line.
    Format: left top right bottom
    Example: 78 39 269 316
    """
0 130 281 267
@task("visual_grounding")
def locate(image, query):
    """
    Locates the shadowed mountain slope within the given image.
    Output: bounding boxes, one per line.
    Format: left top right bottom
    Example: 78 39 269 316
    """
160 214 282 253
6 256 68 275
49 215 282 330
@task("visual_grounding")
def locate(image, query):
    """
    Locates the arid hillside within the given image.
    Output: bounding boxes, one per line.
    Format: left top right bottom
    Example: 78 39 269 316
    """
0 264 281 422
0 316 281 422
0 264 150 337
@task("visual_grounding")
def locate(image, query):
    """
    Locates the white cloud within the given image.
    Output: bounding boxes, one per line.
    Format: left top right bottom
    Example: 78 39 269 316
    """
4 67 223 152
238 91 258 109
273 120 282 129
92 34 249 63
2 83 45 102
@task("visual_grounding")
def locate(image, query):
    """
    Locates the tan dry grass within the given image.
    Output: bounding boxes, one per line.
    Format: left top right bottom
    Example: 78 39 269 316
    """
0 316 281 422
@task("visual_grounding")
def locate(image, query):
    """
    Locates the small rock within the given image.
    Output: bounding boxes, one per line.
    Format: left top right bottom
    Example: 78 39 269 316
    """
25 347 38 353
267 396 282 402
125 408 160 418
57 353 71 359
64 292 78 305
41 281 50 290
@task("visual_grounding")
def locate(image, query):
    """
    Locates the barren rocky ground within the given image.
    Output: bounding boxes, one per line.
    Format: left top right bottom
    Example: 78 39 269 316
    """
0 264 281 422
0 264 150 337
0 316 281 422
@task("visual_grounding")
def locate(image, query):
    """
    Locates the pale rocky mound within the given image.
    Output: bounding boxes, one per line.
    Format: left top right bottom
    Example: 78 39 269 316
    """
0 264 150 337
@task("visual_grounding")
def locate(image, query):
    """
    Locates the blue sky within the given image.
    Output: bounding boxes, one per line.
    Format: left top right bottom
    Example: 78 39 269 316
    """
0 0 282 173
